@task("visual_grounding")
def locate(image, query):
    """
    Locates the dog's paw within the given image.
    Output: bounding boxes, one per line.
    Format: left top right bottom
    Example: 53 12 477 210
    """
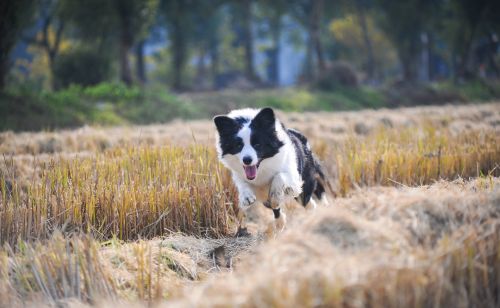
274 211 287 232
269 176 296 208
265 211 287 238
269 173 300 208
284 186 295 196
239 191 256 208
269 187 284 209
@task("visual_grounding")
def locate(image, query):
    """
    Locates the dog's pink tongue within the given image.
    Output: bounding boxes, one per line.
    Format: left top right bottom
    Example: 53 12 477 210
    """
244 165 257 180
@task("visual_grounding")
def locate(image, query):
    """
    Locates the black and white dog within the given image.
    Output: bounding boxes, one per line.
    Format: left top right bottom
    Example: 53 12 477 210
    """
213 107 328 234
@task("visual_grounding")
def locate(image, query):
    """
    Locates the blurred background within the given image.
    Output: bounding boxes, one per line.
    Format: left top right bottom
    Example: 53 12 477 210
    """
1 0 499 131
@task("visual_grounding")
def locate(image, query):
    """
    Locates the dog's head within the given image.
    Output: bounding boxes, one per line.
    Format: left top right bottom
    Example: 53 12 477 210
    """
213 107 284 181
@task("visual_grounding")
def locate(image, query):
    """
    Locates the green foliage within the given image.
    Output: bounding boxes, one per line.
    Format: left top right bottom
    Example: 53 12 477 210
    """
0 85 88 131
317 86 386 110
0 82 198 131
118 85 200 124
1 80 499 131
328 13 397 76
82 82 141 101
435 80 500 101
184 86 387 115
53 48 112 88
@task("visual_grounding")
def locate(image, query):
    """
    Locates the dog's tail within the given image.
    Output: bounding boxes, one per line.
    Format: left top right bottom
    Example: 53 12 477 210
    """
313 156 336 201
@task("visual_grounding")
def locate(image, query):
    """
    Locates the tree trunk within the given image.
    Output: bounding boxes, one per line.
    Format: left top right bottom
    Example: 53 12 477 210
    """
242 0 256 82
48 51 57 89
456 28 478 81
116 1 133 86
135 40 146 84
0 58 7 90
399 45 418 82
487 33 499 78
310 0 326 75
0 1 27 90
119 38 133 86
172 18 186 91
195 46 208 89
455 5 487 81
303 33 315 81
46 21 64 90
209 37 219 89
355 0 376 82
269 14 282 86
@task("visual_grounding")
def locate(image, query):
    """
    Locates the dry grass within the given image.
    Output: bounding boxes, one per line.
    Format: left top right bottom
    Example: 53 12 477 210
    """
1 103 498 156
0 103 499 307
327 126 500 196
1 104 499 247
168 177 500 307
1 145 238 247
0 178 498 307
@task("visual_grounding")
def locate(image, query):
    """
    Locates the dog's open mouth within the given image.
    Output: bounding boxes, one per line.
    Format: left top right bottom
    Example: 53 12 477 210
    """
243 165 257 180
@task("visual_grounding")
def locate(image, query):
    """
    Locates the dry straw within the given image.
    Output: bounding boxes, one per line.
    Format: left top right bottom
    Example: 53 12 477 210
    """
1 126 499 247
1 145 238 247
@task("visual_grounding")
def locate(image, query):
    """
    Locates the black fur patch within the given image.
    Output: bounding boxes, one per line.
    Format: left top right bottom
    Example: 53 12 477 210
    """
287 128 326 206
213 116 245 156
249 108 284 161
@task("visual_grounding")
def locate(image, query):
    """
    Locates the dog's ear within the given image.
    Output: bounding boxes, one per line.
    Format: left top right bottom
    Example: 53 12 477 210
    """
252 107 275 129
213 115 238 135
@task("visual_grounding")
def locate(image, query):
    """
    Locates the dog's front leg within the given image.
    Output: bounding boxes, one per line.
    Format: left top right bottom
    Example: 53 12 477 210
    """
269 172 301 232
234 179 256 237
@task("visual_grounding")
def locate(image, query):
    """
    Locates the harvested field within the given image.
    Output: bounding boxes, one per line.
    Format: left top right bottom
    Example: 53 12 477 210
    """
0 103 499 307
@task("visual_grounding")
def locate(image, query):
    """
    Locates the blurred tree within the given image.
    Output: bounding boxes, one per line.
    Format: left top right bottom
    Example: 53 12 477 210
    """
227 0 258 82
443 0 500 80
23 0 65 90
375 0 436 82
135 40 147 84
290 0 328 79
329 13 397 80
134 0 159 85
191 0 224 89
115 0 158 85
258 0 287 85
240 0 257 82
61 0 158 86
53 48 112 87
162 0 195 90
0 0 35 89
353 0 375 81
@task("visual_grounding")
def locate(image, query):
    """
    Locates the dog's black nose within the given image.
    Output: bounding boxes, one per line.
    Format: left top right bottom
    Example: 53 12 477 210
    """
242 156 253 165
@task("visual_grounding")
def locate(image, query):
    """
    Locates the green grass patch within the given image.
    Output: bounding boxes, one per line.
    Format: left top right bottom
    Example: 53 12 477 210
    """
1 80 499 131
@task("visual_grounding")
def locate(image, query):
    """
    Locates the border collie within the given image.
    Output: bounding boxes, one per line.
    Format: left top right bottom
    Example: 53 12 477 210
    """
213 107 328 235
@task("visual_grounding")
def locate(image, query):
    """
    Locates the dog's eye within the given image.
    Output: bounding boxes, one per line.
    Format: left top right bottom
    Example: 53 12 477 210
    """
254 143 261 149
235 142 243 151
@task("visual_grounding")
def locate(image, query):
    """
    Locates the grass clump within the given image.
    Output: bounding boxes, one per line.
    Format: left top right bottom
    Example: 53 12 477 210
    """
0 145 237 247
327 126 500 196
0 234 116 306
